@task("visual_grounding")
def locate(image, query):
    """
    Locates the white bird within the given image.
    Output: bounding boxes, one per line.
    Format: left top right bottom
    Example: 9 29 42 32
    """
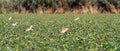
12 22 17 26
60 27 69 34
9 17 12 20
74 17 79 21
25 25 33 32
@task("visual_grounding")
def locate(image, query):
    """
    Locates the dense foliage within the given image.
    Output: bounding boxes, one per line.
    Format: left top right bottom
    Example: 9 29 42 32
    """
0 14 120 50
0 0 120 14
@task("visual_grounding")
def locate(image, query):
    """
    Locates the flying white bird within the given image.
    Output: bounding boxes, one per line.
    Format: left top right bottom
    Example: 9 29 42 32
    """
9 17 12 20
25 25 33 32
60 27 69 34
12 22 17 26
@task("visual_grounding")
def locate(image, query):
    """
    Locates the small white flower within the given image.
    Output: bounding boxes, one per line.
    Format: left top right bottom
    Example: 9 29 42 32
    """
9 17 12 20
12 22 17 26
74 17 79 21
25 25 33 32
60 27 69 34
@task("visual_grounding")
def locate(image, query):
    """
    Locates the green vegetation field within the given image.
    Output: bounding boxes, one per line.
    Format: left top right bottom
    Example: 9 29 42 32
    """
0 14 120 51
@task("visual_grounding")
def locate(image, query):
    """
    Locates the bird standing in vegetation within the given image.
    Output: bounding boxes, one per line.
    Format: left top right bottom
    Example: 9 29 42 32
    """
74 17 79 21
9 17 12 20
60 27 69 34
12 22 17 26
25 25 33 32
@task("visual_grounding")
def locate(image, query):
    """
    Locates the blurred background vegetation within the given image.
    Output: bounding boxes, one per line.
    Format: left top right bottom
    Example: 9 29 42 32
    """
0 0 120 14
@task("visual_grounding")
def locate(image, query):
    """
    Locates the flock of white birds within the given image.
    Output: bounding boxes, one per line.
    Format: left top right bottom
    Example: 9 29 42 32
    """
8 17 79 33
8 17 33 32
